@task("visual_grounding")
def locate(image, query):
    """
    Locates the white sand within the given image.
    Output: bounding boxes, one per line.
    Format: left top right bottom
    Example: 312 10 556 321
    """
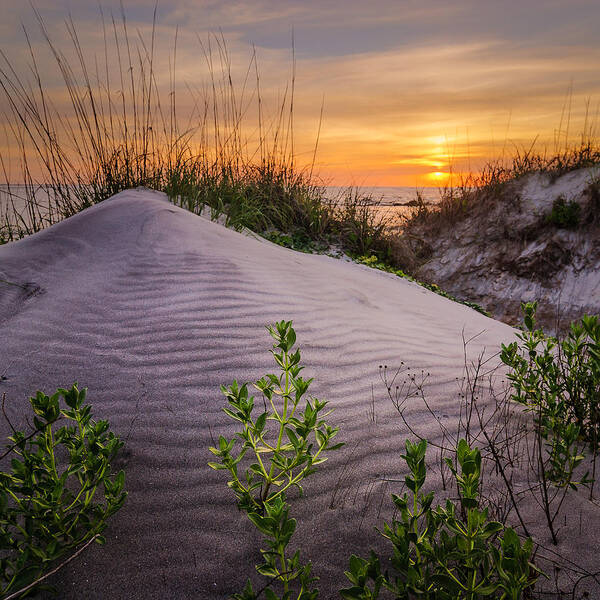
0 188 598 598
415 167 600 330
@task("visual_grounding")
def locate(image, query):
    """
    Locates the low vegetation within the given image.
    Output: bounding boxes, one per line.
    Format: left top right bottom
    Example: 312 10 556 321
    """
209 320 600 598
342 439 538 600
0 384 126 599
501 303 600 513
385 305 600 596
1 313 597 598
544 196 581 228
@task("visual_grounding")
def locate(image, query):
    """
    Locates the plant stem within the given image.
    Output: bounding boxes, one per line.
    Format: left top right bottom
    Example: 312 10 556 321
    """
263 349 290 502
3 535 100 600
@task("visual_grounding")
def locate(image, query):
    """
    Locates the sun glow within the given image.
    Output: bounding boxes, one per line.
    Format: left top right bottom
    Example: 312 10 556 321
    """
427 171 450 185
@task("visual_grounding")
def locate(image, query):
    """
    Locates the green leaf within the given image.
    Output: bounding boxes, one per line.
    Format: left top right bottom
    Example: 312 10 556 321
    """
256 563 280 578
285 427 300 448
207 461 227 470
482 521 503 538
264 589 279 600
339 587 368 600
328 442 345 450
476 584 499 596
315 429 326 448
254 412 268 433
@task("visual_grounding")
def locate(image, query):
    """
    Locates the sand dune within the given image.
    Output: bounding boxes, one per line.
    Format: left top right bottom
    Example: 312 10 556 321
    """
412 168 600 331
0 188 598 599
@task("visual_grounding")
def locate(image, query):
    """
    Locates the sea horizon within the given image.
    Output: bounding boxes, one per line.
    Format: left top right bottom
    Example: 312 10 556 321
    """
325 185 440 205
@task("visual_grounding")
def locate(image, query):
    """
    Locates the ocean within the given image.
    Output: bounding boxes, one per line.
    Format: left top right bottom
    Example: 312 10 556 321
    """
325 185 439 205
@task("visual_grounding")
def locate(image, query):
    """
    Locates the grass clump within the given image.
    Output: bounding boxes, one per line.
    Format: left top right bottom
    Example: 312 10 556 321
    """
0 8 395 270
0 384 126 598
544 196 581 228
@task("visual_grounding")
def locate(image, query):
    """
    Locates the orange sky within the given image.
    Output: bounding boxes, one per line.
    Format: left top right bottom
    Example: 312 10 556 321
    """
2 1 600 187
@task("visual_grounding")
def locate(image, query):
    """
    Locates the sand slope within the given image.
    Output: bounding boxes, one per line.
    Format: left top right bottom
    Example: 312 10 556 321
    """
412 168 600 331
0 189 598 599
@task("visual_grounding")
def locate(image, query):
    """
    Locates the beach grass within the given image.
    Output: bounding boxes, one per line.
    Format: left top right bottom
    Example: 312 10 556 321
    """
404 136 600 235
0 7 394 265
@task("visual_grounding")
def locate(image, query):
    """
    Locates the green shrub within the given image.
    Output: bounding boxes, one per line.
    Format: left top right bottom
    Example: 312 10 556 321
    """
500 302 596 543
0 384 126 598
501 302 599 465
342 439 539 600
209 321 343 598
545 196 581 228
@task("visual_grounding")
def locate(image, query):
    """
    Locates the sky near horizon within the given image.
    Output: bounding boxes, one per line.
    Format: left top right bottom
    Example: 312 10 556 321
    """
2 0 600 187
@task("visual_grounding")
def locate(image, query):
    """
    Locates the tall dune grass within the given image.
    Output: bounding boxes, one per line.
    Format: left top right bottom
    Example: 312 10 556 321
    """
0 6 392 261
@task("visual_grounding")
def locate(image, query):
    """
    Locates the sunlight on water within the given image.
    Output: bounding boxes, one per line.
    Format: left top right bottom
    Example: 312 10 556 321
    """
325 185 439 205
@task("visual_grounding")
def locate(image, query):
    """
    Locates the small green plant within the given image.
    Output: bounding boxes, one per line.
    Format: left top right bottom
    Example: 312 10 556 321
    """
342 439 539 600
0 384 127 598
545 196 581 228
263 230 329 254
500 302 595 543
209 321 343 598
558 314 600 453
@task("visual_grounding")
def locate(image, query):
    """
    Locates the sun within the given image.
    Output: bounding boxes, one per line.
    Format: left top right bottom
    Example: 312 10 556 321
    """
427 171 449 184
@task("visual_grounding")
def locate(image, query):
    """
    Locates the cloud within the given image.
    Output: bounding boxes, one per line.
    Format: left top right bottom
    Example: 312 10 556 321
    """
2 1 600 185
